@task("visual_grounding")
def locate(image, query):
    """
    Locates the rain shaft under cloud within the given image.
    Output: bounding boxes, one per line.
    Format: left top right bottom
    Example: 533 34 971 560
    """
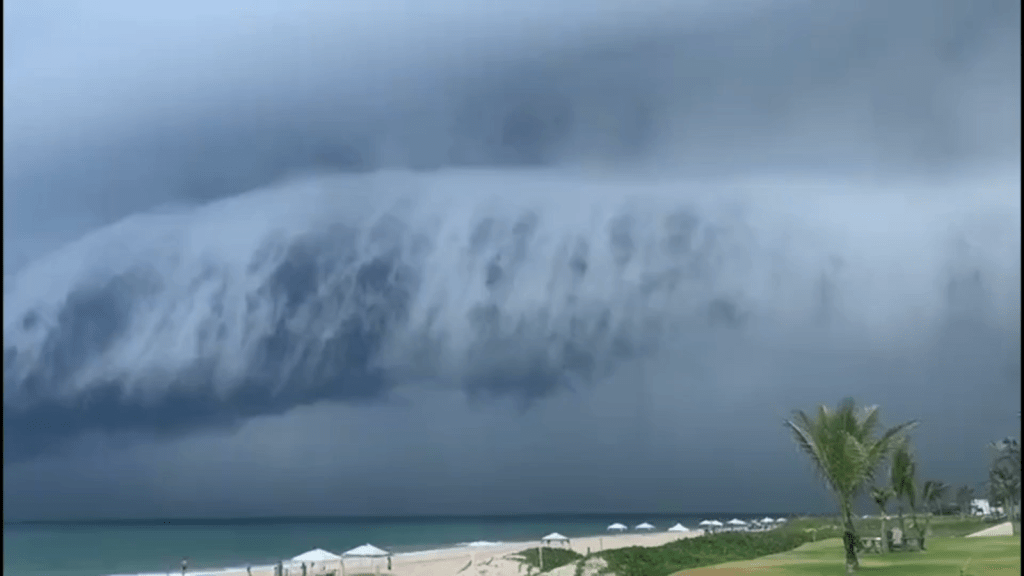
3 0 1021 518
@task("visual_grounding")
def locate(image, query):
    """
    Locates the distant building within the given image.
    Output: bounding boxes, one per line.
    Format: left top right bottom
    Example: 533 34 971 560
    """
970 499 1005 517
970 499 992 516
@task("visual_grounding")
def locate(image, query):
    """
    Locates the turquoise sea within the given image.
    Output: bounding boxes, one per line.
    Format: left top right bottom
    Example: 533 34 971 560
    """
3 513 780 576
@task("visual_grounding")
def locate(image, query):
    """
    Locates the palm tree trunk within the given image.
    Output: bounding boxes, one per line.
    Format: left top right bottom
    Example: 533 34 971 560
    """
1012 501 1020 536
842 503 859 573
907 502 927 551
918 513 929 551
880 515 888 553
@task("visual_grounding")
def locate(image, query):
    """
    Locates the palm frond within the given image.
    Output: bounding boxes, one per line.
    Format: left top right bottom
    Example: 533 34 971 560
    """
788 399 916 505
844 433 871 496
890 438 920 509
858 405 881 436
786 414 839 494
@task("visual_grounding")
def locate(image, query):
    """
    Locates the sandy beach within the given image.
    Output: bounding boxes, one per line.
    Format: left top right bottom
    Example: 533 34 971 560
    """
178 530 705 576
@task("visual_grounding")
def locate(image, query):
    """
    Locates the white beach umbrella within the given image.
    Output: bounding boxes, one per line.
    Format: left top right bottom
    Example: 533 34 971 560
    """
341 543 391 576
542 532 570 543
343 544 390 557
776 518 787 523
635 522 655 531
607 523 628 532
709 520 724 527
726 519 748 531
760 517 775 524
293 548 341 563
698 520 714 527
667 523 689 532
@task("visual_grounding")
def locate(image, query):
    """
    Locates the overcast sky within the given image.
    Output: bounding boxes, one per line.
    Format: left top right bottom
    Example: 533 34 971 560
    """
3 0 1021 521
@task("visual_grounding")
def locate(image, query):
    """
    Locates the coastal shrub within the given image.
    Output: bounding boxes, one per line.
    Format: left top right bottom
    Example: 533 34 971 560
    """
515 547 584 571
574 556 607 576
595 525 841 576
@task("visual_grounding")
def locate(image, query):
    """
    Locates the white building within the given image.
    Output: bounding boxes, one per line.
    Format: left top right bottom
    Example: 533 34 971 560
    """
970 499 1005 517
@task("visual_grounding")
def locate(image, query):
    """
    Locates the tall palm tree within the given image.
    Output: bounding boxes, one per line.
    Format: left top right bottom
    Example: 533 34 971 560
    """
955 485 975 519
915 480 948 550
890 441 917 535
786 398 917 574
870 486 894 552
990 438 1021 534
923 480 949 516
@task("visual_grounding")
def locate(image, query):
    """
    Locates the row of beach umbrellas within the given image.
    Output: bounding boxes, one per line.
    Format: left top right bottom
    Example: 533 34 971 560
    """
699 517 788 530
290 544 391 561
606 522 660 532
285 518 791 571
606 522 689 532
605 518 787 533
285 545 391 575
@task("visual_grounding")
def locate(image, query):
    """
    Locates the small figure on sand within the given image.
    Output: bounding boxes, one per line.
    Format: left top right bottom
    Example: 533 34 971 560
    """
181 557 188 575
301 561 307 576
246 564 252 576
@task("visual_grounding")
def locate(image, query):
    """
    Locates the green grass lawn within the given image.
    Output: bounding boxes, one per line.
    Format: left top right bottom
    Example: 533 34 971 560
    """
854 515 1009 538
779 514 1007 539
670 536 1021 576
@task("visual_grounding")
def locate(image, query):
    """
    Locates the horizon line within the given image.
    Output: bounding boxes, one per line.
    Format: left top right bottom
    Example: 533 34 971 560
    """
4 511 805 525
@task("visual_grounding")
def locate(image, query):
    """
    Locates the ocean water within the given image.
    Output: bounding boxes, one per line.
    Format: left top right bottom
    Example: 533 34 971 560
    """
3 513 778 576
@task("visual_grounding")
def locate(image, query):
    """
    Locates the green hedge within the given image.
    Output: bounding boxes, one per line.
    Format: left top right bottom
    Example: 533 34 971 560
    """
596 526 842 576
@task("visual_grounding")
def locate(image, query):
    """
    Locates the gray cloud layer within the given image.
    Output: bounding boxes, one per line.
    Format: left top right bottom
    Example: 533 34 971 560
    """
3 0 1020 519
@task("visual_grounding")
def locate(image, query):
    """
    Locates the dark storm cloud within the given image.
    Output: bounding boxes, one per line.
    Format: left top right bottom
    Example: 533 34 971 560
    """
5 0 1019 258
3 0 1021 518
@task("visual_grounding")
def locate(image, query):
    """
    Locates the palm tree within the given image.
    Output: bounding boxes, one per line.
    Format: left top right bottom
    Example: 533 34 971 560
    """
786 398 917 573
890 441 917 536
870 486 894 552
955 485 975 520
923 480 949 516
915 480 948 550
989 439 1021 535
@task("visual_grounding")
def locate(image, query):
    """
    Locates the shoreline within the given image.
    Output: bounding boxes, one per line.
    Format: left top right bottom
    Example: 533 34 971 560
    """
110 530 707 576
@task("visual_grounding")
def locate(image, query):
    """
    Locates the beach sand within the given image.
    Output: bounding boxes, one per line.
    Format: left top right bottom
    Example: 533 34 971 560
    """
184 530 705 576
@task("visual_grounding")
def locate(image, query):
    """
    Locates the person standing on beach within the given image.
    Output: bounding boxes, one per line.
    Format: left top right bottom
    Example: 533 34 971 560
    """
301 561 307 576
181 557 188 575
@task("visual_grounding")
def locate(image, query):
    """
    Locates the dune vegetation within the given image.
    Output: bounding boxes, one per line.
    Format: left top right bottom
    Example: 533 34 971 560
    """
593 526 839 576
513 547 586 572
